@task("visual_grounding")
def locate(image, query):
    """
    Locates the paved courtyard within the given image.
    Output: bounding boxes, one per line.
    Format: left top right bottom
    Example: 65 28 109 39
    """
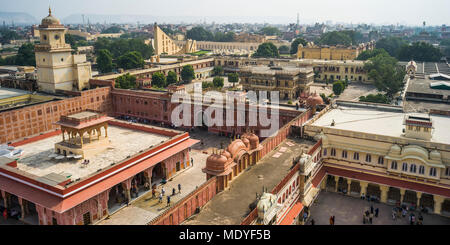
337 82 378 101
98 129 229 225
308 191 450 225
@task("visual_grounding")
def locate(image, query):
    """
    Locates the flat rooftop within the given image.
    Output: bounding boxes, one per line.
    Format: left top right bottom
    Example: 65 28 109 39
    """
241 65 312 75
310 103 450 145
183 138 315 225
406 76 450 97
14 125 170 181
0 87 30 100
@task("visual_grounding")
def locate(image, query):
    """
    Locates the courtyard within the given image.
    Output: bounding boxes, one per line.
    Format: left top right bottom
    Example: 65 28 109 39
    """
97 129 229 225
308 191 450 225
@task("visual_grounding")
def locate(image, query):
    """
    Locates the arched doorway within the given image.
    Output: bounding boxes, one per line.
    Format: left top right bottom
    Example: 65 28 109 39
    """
403 190 417 206
366 184 381 200
350 181 361 195
388 187 401 204
325 175 336 191
441 199 450 216
108 184 126 214
420 193 434 212
152 162 166 184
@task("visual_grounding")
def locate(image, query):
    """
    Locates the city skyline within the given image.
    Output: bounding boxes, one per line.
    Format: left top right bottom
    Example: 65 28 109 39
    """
0 0 449 26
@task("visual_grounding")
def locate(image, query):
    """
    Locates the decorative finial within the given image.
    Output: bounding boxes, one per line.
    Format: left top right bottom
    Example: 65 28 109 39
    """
49 6 52 15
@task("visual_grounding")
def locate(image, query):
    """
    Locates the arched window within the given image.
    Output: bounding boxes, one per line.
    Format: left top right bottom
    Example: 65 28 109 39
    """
331 148 336 157
446 167 450 176
323 149 327 156
365 154 371 163
429 167 437 177
354 152 359 160
402 163 408 172
410 164 417 173
378 156 384 165
391 161 398 170
419 166 425 175
342 150 347 159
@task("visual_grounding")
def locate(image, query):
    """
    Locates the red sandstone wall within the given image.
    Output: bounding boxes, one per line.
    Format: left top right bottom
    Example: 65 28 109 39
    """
149 176 217 225
0 87 113 144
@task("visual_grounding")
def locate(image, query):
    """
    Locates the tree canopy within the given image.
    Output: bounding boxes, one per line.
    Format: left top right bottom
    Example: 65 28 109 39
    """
94 37 154 60
290 38 307 55
259 26 281 36
166 71 178 85
96 49 114 74
115 73 137 89
356 48 389 60
375 37 407 57
317 31 352 46
151 72 166 88
181 65 195 83
186 27 235 42
0 28 21 44
102 26 123 34
364 53 406 99
332 81 345 95
213 77 224 88
213 66 224 76
397 42 442 62
228 73 239 87
278 45 290 54
252 42 279 58
116 51 145 70
359 93 390 104
14 43 35 66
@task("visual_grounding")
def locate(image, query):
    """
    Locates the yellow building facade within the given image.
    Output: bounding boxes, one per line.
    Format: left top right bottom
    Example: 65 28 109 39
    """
297 41 375 61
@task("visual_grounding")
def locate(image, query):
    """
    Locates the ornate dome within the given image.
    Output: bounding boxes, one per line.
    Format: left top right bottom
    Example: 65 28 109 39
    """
227 139 247 158
242 137 250 148
205 154 228 172
221 150 231 159
40 8 61 26
247 133 259 149
306 93 324 108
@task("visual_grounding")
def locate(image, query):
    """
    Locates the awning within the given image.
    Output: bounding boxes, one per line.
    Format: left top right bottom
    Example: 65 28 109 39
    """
279 201 303 225
0 138 199 213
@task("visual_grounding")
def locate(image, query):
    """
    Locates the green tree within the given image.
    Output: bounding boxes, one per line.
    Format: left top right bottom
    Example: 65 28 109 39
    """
228 73 239 87
102 26 122 34
186 27 214 41
397 42 442 62
116 51 145 70
318 31 352 46
375 37 407 57
0 28 21 44
151 72 166 88
278 45 290 54
181 65 195 83
115 73 137 89
213 66 224 76
290 38 307 54
96 49 114 73
94 37 154 60
253 42 279 58
259 26 281 36
364 53 406 99
359 93 390 104
166 71 178 85
213 77 224 88
14 43 35 66
332 81 344 95
356 48 389 60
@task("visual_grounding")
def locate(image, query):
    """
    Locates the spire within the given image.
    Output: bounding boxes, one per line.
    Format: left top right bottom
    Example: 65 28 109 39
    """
49 6 52 16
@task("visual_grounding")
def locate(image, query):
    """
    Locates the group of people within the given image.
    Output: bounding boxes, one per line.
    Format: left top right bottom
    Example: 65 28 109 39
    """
1 205 21 222
156 183 182 207
391 205 424 225
329 215 336 225
363 205 379 224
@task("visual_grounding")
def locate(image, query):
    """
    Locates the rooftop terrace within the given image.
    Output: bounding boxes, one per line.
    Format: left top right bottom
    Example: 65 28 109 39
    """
310 102 450 145
14 125 170 181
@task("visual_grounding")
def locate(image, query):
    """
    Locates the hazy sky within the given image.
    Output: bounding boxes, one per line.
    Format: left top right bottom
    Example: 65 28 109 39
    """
1 0 449 25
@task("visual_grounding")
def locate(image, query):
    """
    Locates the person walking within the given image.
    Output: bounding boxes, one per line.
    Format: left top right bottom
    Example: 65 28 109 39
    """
369 212 373 224
158 193 163 203
161 187 165 196
172 188 176 196
167 196 171 207
152 188 156 198
375 208 379 217
370 205 374 214
392 210 396 220
2 209 7 220
329 216 333 225
178 183 182 193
